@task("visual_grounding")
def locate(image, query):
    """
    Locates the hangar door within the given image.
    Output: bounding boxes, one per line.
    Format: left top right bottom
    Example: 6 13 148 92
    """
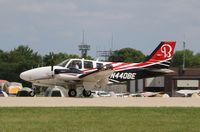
145 77 164 92
130 79 143 93
145 77 164 87
177 80 199 89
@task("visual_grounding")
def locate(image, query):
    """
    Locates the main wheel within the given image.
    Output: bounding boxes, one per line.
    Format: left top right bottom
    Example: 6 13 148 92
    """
68 89 77 97
82 89 92 97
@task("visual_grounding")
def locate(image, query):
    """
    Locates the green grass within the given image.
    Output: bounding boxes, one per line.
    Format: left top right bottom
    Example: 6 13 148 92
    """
0 107 200 132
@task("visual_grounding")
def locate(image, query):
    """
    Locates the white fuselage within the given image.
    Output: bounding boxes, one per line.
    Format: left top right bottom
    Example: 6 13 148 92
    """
20 66 81 87
20 59 110 87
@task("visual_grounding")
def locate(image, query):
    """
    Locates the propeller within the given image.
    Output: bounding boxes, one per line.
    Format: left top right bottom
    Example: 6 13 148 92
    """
50 52 55 77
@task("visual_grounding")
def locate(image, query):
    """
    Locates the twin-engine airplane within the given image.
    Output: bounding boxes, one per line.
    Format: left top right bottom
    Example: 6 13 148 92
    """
20 41 176 97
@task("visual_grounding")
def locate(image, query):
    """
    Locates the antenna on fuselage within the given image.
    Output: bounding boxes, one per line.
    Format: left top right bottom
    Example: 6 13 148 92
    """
96 58 100 62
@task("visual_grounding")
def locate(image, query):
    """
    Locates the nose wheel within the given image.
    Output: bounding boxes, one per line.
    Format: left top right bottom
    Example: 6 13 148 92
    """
82 89 92 97
68 89 77 97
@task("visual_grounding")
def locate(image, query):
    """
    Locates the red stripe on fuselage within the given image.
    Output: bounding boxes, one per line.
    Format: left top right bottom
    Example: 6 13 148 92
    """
114 59 170 71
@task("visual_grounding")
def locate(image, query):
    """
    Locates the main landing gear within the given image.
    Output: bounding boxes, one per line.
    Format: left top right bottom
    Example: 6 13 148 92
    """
68 89 92 97
82 89 92 97
68 89 77 97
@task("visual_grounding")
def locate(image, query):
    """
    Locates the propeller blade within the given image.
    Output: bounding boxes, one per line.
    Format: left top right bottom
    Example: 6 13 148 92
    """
50 52 54 72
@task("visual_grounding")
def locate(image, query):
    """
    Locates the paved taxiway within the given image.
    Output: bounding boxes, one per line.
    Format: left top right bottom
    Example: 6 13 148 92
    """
1 97 200 107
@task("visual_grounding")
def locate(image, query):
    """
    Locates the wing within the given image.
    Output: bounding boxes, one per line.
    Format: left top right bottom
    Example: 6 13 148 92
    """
79 68 114 89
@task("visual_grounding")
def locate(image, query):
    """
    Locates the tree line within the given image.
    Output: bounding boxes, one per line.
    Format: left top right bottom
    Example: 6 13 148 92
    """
0 45 199 85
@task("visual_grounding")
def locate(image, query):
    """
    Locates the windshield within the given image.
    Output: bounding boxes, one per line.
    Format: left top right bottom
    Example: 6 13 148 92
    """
57 60 69 67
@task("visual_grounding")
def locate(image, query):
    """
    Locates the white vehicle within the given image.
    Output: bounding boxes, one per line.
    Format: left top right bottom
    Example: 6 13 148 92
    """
16 87 35 97
176 90 200 97
45 86 68 97
116 93 130 98
20 41 176 97
129 93 142 97
141 92 158 97
92 91 111 97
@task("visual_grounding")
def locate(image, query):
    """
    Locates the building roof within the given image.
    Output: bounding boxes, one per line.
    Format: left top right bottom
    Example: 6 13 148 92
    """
172 76 200 80
168 68 200 76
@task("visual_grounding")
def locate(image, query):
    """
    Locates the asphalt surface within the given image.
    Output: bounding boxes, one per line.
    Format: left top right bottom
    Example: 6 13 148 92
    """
1 97 200 107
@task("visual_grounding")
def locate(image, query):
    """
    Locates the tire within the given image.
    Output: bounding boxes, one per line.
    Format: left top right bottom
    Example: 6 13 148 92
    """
68 89 77 97
82 89 92 97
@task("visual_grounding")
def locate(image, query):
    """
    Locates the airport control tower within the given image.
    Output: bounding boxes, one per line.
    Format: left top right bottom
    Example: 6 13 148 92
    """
78 31 90 58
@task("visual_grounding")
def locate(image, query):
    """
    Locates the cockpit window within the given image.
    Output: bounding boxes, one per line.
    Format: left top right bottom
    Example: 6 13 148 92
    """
57 60 69 67
67 60 82 69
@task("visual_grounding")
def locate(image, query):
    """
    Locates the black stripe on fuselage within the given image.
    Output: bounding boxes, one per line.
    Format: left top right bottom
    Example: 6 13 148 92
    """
109 68 167 82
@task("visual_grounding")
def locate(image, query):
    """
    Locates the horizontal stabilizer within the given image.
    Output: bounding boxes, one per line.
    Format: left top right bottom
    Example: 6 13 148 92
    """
149 69 174 73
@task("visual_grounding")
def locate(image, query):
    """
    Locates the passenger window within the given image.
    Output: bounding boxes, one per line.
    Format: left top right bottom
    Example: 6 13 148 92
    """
67 60 82 69
84 61 93 69
96 63 103 69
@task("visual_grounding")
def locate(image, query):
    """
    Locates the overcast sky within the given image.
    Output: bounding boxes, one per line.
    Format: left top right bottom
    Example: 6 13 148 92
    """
0 0 200 57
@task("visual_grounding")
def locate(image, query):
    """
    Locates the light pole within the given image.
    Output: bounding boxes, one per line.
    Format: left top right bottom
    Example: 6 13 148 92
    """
183 41 186 70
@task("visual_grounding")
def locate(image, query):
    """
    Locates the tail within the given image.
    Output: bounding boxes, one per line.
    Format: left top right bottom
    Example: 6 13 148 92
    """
144 41 176 69
110 41 176 81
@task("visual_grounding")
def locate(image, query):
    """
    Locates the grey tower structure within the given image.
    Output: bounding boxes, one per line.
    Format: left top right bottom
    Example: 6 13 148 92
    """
78 31 90 58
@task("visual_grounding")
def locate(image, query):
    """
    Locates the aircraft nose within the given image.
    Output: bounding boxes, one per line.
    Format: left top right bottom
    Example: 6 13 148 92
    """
20 71 32 81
